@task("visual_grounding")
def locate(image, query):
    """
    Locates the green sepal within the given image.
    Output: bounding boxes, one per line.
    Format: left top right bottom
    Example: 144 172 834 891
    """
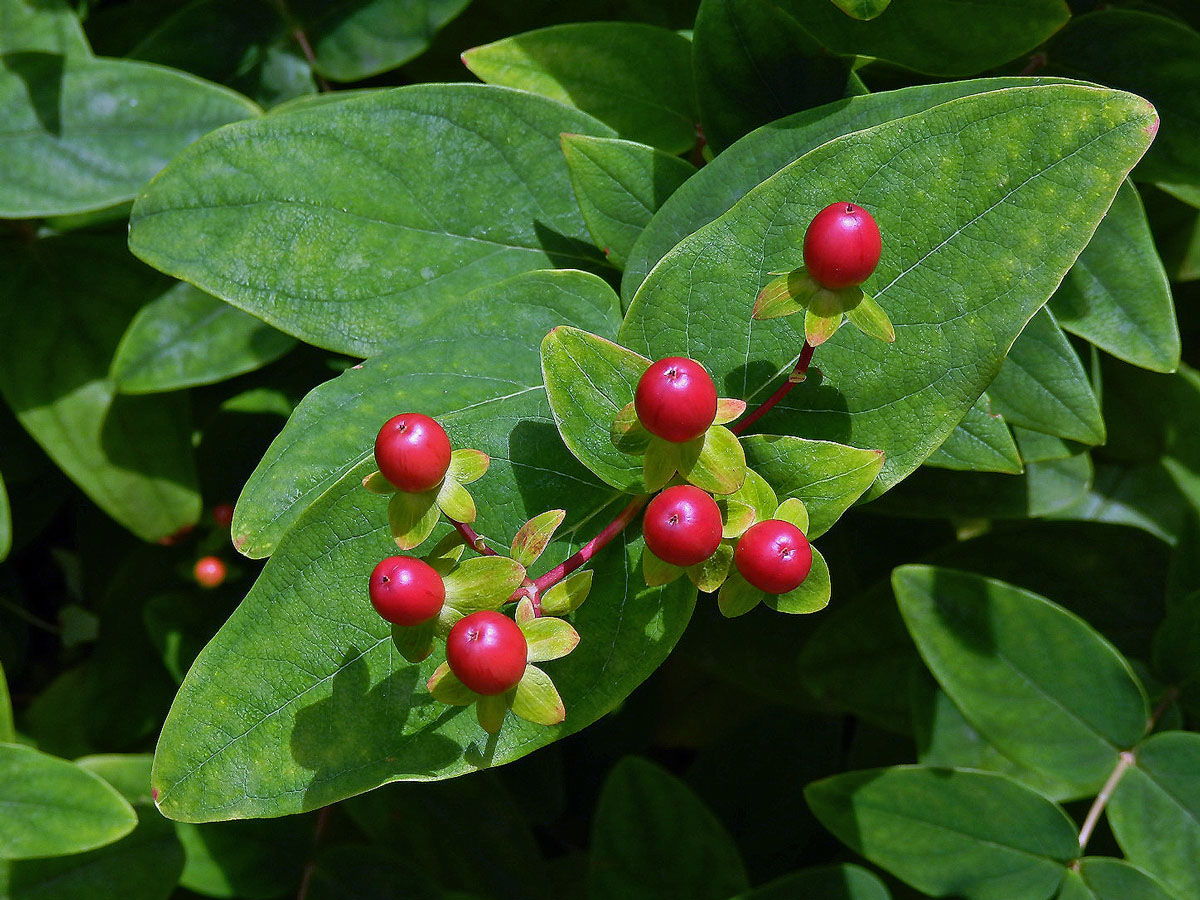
765 546 831 614
521 616 580 662
845 291 895 343
718 499 756 539
388 489 440 550
390 619 436 663
679 425 746 494
436 477 477 523
422 531 467 576
511 509 566 567
476 692 509 734
361 470 395 495
805 307 845 347
427 662 474 706
612 401 652 455
540 570 593 615
717 572 765 617
774 497 810 533
515 596 536 627
643 437 681 492
753 267 821 319
447 448 490 484
434 603 463 638
713 397 747 425
509 665 566 727
687 543 733 593
643 546 684 586
443 556 527 613
726 468 778 522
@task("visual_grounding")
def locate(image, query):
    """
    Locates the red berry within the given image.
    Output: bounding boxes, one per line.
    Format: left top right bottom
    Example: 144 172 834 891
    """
212 503 235 529
368 556 445 626
194 556 227 589
446 610 527 695
803 202 882 289
634 357 718 443
733 519 812 595
374 413 452 493
643 485 723 567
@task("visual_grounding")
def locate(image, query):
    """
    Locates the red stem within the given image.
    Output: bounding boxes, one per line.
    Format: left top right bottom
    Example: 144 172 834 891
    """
451 519 500 556
732 342 815 436
530 495 649 595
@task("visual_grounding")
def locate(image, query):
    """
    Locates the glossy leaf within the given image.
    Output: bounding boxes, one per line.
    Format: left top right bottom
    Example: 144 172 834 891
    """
1108 731 1200 900
728 864 892 900
806 766 1078 900
0 236 200 542
463 23 696 153
1058 858 1179 900
0 53 258 218
0 0 90 55
0 663 12 743
830 0 890 20
988 309 1105 445
620 84 1154 497
111 283 295 394
925 393 1022 474
589 757 748 900
693 0 860 152
894 566 1149 794
775 0 1070 76
129 85 615 357
561 134 696 270
232 268 621 558
1049 181 1179 374
0 743 137 859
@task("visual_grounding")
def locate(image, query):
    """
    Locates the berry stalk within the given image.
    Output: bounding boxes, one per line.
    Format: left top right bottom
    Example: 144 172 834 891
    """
451 519 499 556
530 495 650 596
732 342 816 436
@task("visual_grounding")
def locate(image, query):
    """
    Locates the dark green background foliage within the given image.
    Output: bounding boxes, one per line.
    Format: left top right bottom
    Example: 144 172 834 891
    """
2 0 1199 898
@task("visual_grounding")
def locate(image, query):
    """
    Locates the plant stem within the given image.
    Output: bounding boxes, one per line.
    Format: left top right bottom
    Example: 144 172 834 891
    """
269 0 333 92
451 519 499 556
295 804 332 900
732 342 815 436
0 595 60 635
1077 750 1135 852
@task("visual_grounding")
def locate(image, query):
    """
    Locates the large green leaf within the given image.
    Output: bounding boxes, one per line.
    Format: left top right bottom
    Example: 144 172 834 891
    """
692 0 859 153
924 393 1022 474
0 237 201 543
1049 181 1179 374
589 757 748 900
0 53 258 218
1058 859 1179 900
728 864 891 900
129 84 615 357
0 743 136 860
619 84 1155 497
988 309 1105 445
561 134 696 271
232 268 621 558
805 767 1078 900
1108 731 1200 900
0 0 90 55
111 283 295 394
0 663 12 743
894 566 1149 794
462 23 696 153
174 816 310 898
0 473 9 563
775 0 1069 76
1044 9 1200 186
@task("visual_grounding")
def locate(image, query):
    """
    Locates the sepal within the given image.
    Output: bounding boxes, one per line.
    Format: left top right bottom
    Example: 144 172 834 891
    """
511 509 566 567
436 477 476 523
391 620 436 663
687 543 733 593
642 546 684 586
388 489 440 550
521 616 580 662
540 570 593 615
447 448 490 484
361 470 395 495
443 556 527 613
845 291 895 343
427 662 474 705
717 572 765 617
509 666 566 727
678 425 746 495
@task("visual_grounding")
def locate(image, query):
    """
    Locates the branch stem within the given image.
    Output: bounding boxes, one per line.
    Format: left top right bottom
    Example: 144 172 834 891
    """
732 342 815 436
451 519 500 556
295 804 332 900
1077 751 1134 851
530 495 649 596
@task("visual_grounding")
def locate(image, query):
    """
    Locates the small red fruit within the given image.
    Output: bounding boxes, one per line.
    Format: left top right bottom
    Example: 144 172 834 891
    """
634 357 718 443
212 503 235 529
368 556 445 626
194 556 227 589
374 413 452 493
446 610 528 695
803 202 882 289
733 519 812 594
643 485 723 567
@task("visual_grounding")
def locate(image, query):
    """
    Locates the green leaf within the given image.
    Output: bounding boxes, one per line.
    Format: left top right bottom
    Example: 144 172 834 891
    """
741 435 883 538
0 0 90 55
0 662 12 743
304 845 439 900
111 283 295 394
174 815 310 899
727 864 892 900
510 509 565 567
0 743 137 859
1044 10 1197 186
541 325 651 492
693 0 860 152
539 570 592 616
678 425 745 495
1153 589 1200 715
561 134 696 270
1108 731 1200 900
443 556 526 613
521 616 579 662
509 665 565 726
805 766 1079 900
829 0 890 21
0 236 201 542
129 85 615 357
231 268 621 558
776 0 1069 76
925 393 1023 474
387 489 440 551
1058 858 1179 900
1049 181 1179 374
894 566 1149 794
0 53 258 218
0 472 9 564
462 23 697 153
988 309 1105 445
620 84 1154 497
767 546 830 614
589 757 748 900
1015 426 1084 464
